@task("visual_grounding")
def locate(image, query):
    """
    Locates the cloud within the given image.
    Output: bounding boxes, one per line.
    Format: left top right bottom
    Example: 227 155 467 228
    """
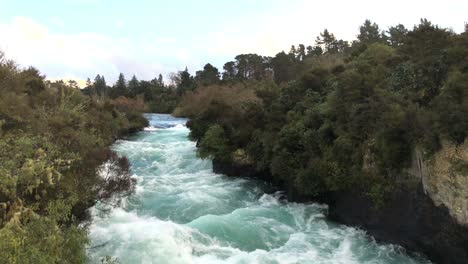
155 36 177 44
0 17 117 79
0 16 173 83
64 0 101 4
0 1 466 84
199 0 468 59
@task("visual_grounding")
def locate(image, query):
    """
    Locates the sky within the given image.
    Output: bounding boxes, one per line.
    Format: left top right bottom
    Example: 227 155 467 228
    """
0 0 467 86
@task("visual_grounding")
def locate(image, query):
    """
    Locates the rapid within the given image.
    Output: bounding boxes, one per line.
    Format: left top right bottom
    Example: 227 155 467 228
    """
88 114 430 264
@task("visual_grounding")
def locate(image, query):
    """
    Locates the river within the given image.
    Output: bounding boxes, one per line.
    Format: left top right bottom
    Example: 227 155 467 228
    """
88 114 430 264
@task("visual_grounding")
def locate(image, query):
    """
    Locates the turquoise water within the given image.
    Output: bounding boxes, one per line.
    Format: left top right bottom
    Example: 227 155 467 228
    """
88 114 430 264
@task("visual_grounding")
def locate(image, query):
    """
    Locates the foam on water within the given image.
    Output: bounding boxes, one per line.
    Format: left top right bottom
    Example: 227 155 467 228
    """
88 114 431 264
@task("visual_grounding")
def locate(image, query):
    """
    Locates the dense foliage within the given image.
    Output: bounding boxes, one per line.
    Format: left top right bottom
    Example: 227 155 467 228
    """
176 19 468 205
0 53 148 263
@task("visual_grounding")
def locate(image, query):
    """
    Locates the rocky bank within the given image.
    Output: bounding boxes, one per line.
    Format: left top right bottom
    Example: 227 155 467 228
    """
212 140 468 264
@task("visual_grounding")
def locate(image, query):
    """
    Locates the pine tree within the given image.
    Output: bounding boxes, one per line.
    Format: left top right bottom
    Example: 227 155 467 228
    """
195 63 220 86
386 24 408 47
176 67 195 95
316 29 338 53
93 74 107 97
297 44 306 61
128 75 139 96
112 73 127 98
158 74 164 86
222 62 236 81
358 19 383 44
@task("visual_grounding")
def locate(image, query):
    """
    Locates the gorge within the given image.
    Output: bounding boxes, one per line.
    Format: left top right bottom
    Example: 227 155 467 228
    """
88 114 431 264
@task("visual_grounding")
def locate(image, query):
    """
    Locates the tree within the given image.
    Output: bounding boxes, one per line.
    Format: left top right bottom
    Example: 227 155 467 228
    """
234 54 270 80
176 67 196 96
297 44 306 61
316 29 339 54
112 73 127 98
222 55 270 81
433 71 468 143
357 19 383 44
195 63 220 86
93 74 107 97
386 24 408 47
223 61 237 81
289 45 297 59
128 75 139 96
271 51 296 84
308 45 323 56
235 55 250 79
335 39 350 53
398 19 452 104
81 78 94 96
157 74 164 86
198 125 230 160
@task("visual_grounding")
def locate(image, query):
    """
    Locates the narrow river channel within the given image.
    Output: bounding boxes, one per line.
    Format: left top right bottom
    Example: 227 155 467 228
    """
88 114 430 264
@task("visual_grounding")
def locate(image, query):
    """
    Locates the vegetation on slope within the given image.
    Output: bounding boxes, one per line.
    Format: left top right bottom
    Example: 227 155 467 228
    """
0 52 148 263
176 19 468 206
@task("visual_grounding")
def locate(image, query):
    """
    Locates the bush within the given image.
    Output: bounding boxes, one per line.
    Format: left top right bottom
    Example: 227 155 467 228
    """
0 54 146 263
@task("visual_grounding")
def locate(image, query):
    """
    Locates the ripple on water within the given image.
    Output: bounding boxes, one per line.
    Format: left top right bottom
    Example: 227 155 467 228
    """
88 114 431 264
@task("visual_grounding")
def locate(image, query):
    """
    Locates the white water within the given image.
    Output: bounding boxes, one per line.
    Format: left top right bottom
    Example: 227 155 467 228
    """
88 114 430 264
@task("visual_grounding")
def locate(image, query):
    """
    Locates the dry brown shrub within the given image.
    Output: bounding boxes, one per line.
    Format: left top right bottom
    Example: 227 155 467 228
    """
303 53 345 72
174 84 260 117
111 95 148 113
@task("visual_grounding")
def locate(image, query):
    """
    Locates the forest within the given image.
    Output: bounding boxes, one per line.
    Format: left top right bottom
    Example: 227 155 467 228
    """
174 19 468 206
